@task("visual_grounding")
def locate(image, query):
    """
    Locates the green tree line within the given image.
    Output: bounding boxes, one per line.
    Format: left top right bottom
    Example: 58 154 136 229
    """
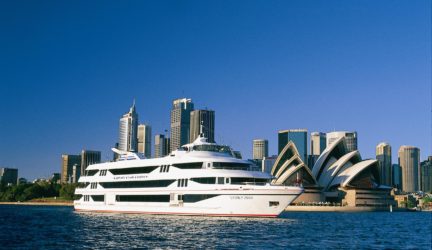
0 182 79 202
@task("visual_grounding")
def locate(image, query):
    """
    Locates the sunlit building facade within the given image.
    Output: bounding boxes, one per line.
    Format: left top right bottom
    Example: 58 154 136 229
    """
398 146 420 193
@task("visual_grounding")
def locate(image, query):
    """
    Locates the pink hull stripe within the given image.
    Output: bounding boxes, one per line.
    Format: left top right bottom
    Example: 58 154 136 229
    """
75 209 278 218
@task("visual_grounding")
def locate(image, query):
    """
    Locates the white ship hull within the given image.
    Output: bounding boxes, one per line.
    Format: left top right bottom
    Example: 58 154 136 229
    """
74 187 302 217
74 135 304 218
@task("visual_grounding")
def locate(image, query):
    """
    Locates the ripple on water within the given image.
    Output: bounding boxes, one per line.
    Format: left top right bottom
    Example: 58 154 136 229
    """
0 206 431 249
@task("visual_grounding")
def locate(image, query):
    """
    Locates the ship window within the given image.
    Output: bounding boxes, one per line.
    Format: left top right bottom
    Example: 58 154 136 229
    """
191 177 216 184
116 195 170 202
159 165 170 173
90 183 97 189
91 195 104 202
84 195 90 202
99 170 107 176
86 170 98 176
172 162 203 169
225 178 230 184
212 162 250 170
231 178 269 185
217 177 224 184
110 166 158 175
269 201 279 207
183 194 219 203
177 179 188 187
100 180 175 188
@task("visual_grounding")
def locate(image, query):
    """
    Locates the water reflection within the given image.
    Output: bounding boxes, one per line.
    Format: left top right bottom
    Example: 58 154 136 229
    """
0 206 430 249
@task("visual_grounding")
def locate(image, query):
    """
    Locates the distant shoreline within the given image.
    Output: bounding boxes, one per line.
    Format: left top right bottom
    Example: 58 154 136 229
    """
0 201 73 207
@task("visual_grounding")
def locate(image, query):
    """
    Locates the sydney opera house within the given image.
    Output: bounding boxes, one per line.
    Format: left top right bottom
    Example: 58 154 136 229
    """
271 137 396 207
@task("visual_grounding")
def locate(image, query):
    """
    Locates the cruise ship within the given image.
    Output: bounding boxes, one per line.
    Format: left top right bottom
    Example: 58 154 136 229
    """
74 134 303 217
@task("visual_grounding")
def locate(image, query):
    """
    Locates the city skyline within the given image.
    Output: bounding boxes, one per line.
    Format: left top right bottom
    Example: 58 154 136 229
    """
0 1 430 180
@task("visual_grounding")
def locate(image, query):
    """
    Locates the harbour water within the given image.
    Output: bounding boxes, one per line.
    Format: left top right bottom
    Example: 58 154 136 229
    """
0 205 430 249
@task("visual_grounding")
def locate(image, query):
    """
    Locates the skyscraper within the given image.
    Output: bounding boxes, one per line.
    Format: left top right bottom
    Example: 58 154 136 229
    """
253 139 268 160
138 124 152 158
170 98 194 152
61 154 81 183
0 168 18 185
262 155 277 174
376 142 392 186
398 146 420 193
326 131 357 152
392 164 402 189
81 150 101 176
155 134 170 158
190 109 215 143
309 132 326 167
278 129 307 164
118 101 138 152
420 156 432 193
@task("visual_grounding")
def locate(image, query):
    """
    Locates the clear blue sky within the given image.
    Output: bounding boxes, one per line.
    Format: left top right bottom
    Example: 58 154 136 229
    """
0 1 430 180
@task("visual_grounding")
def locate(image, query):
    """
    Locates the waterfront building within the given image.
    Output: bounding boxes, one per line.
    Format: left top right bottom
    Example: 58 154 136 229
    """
155 134 170 158
392 164 402 189
310 132 326 168
376 142 392 186
0 167 18 185
61 154 81 183
118 101 138 152
170 98 194 152
326 131 357 152
398 146 420 193
190 109 215 143
278 129 307 165
138 124 152 158
420 156 432 193
253 139 269 160
262 155 277 174
299 137 394 207
81 150 101 176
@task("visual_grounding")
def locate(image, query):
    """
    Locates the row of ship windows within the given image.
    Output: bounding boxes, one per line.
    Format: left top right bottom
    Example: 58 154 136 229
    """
79 194 219 203
85 177 269 189
85 162 251 176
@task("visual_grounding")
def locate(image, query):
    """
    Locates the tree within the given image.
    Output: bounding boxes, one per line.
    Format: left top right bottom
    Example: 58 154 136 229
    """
59 183 78 200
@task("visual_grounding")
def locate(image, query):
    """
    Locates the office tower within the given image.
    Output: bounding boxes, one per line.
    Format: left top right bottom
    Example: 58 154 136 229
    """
376 142 392 186
138 124 152 158
392 164 402 189
420 156 432 192
253 139 269 160
61 154 81 183
262 155 277 174
278 129 307 164
0 168 18 185
164 137 171 156
81 150 101 176
398 146 420 193
72 164 80 183
155 134 169 158
170 98 194 152
190 109 215 143
326 131 357 152
118 101 138 152
309 132 326 167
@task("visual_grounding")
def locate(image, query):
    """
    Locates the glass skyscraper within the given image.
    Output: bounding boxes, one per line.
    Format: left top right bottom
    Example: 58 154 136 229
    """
278 129 307 165
170 98 194 152
118 101 138 152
